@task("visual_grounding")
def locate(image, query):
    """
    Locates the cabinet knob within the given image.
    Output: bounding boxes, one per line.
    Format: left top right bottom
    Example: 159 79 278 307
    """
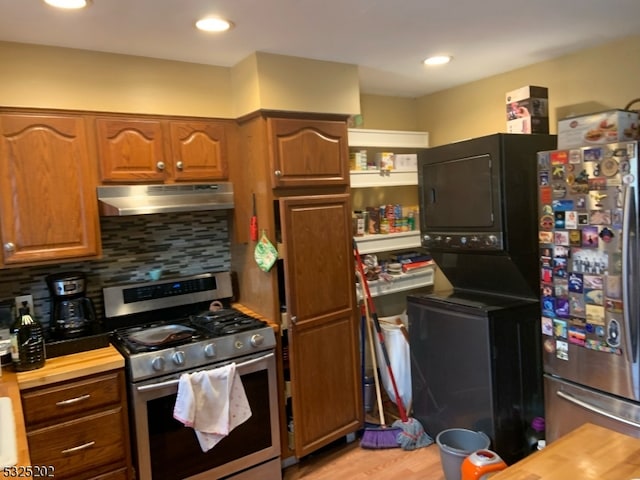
176 161 184 170
274 170 282 177
156 161 166 171
3 242 15 253
290 315 297 325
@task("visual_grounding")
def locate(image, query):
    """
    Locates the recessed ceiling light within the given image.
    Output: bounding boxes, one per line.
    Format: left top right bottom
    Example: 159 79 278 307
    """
424 55 452 66
195 17 234 33
43 0 90 9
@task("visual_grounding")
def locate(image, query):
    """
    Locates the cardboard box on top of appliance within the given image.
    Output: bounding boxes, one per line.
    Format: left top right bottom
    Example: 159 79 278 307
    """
557 109 639 149
506 85 549 134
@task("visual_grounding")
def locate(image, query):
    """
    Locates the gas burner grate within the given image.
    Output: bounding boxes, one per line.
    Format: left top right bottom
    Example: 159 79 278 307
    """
190 308 266 336
113 321 202 353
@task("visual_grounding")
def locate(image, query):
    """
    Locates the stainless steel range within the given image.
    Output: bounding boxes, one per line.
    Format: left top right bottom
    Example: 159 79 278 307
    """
104 272 281 480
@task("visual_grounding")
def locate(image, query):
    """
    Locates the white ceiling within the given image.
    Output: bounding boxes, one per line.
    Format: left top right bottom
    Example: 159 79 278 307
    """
1 0 640 98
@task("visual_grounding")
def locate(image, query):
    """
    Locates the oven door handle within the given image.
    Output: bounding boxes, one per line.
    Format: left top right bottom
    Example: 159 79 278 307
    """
135 352 275 393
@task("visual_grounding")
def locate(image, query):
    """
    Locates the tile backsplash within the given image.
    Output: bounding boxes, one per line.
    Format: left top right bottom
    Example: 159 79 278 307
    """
0 211 231 329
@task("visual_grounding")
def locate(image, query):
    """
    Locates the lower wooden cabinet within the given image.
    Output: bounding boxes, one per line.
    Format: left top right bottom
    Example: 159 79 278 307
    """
21 370 133 480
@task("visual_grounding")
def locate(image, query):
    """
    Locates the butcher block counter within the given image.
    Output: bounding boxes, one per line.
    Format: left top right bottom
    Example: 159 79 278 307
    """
492 422 640 479
0 345 125 475
15 344 124 390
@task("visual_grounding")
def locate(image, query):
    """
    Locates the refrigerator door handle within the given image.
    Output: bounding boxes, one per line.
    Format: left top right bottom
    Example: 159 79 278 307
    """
557 390 640 428
622 185 638 365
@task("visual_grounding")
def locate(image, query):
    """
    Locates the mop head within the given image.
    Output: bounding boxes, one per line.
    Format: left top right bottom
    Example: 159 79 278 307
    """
360 424 402 449
392 417 434 450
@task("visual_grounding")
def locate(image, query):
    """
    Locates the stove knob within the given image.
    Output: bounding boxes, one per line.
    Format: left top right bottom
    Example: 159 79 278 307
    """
250 333 264 347
151 356 165 371
172 351 185 366
486 235 498 247
203 343 216 358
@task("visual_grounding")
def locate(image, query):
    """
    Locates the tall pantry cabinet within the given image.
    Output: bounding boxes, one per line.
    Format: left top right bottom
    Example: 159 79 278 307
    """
230 111 361 461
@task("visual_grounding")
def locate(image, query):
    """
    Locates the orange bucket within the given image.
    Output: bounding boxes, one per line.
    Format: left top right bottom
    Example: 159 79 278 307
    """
461 449 507 480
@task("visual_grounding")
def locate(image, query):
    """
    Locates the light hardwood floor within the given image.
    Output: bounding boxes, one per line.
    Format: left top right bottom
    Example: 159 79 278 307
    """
282 436 445 480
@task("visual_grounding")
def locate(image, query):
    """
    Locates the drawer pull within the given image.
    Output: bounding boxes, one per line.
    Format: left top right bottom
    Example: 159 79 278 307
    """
61 441 95 454
56 394 91 406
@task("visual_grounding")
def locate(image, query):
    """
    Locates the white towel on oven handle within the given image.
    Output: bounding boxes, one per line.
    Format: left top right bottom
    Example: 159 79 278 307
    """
173 362 252 452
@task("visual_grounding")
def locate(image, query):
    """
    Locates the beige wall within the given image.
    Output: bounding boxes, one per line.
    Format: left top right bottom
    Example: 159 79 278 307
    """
416 35 640 146
0 41 235 117
0 42 360 118
230 53 262 117
245 52 360 117
3 35 639 133
357 94 420 131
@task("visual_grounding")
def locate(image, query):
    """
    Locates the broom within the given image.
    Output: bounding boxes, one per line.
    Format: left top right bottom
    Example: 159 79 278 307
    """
358 273 401 449
354 239 433 450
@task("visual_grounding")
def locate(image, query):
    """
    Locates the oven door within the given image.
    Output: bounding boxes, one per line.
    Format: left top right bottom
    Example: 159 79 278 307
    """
130 351 281 480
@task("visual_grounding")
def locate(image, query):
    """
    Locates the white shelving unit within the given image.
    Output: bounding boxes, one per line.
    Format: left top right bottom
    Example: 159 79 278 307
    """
356 267 435 300
349 169 418 188
348 128 430 149
354 231 421 254
349 128 433 298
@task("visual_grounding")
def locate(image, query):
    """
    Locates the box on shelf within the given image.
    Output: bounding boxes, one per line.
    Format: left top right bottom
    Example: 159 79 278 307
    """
349 150 368 170
393 153 417 171
557 109 639 149
376 152 395 170
506 85 549 134
366 207 380 234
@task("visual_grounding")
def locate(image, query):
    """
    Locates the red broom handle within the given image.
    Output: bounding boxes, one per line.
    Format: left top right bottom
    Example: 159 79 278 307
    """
353 240 408 422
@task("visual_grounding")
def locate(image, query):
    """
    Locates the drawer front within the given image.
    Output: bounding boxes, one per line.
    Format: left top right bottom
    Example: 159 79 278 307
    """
22 371 122 427
28 407 127 479
90 467 130 480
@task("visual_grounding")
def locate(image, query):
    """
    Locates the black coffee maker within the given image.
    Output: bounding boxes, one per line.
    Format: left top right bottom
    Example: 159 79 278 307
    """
46 272 97 339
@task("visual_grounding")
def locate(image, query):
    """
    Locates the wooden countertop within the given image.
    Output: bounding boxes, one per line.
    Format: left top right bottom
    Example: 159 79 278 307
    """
1 345 125 471
16 345 124 390
492 423 640 479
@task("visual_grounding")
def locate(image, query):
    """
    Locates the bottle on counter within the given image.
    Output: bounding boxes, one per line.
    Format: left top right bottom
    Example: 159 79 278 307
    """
10 301 45 372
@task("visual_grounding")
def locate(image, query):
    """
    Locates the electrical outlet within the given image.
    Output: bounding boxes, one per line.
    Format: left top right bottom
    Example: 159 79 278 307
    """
15 295 34 316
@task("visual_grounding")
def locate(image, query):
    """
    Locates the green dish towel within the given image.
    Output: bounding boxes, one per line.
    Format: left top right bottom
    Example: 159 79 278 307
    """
254 231 278 272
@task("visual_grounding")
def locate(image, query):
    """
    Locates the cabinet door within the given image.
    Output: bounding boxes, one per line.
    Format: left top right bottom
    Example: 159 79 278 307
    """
0 113 100 265
268 118 349 188
95 117 167 182
168 120 229 181
280 194 361 457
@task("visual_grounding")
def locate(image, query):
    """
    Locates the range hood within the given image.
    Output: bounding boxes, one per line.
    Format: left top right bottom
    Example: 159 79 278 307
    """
97 183 234 216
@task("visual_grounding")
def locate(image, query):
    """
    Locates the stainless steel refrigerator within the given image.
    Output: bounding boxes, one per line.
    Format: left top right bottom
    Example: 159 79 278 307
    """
538 140 640 442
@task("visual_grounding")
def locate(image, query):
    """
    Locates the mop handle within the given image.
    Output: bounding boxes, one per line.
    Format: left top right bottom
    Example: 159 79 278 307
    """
353 240 409 422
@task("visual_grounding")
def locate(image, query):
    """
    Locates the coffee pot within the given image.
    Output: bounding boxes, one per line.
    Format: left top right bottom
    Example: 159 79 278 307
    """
46 272 97 339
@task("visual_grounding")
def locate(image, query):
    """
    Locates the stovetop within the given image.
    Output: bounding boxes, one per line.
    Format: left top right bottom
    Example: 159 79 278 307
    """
112 307 268 355
103 272 276 382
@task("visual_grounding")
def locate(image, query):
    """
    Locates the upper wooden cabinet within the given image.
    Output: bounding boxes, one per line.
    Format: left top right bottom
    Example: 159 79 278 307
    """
169 120 228 181
95 117 165 183
0 110 101 266
95 116 230 183
267 117 349 188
